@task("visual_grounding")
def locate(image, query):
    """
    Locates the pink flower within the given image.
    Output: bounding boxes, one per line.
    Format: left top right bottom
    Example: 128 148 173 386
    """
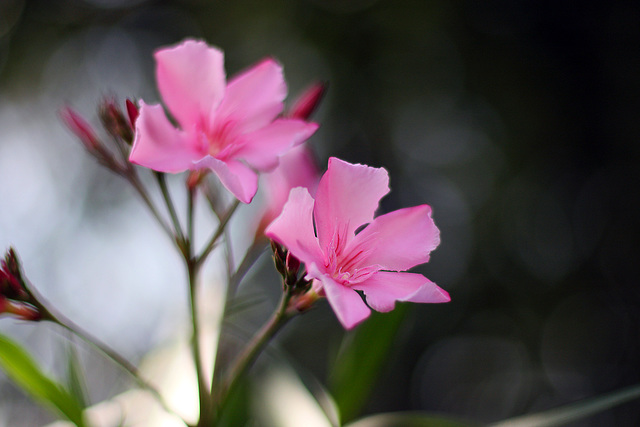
129 40 318 203
266 157 450 329
255 83 325 237
257 144 320 237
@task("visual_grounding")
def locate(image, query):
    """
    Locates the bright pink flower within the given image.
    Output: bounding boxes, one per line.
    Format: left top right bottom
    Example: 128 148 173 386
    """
129 40 318 203
266 157 450 329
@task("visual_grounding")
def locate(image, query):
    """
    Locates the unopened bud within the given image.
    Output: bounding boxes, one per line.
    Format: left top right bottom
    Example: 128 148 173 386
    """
285 252 300 276
126 99 139 129
60 107 101 151
0 297 41 321
99 98 134 144
290 289 319 313
1 249 27 299
0 249 43 322
289 82 327 120
271 241 286 276
186 170 207 190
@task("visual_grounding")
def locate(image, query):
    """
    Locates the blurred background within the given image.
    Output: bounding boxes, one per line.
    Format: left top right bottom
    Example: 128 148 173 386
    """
1 0 640 425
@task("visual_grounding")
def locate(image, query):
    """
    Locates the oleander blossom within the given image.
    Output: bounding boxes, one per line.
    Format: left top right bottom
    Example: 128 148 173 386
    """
266 157 450 329
257 144 320 237
129 39 319 203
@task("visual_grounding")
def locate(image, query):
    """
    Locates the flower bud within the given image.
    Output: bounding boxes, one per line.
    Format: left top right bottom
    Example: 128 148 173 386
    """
126 99 139 129
285 252 300 275
99 98 134 145
290 289 319 313
186 170 207 191
0 248 47 322
271 241 286 277
288 82 327 120
0 297 41 321
60 107 101 151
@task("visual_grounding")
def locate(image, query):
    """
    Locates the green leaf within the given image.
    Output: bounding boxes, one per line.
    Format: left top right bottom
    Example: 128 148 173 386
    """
65 340 89 409
344 411 476 427
329 305 408 423
0 333 86 426
489 383 640 427
217 374 251 427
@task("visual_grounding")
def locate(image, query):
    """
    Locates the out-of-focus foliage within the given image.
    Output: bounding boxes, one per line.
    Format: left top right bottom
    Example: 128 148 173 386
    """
0 334 86 426
330 307 408 423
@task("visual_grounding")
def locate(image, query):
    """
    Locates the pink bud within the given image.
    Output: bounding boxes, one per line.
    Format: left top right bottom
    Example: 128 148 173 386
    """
126 99 139 129
3 298 41 321
288 82 327 120
60 107 101 151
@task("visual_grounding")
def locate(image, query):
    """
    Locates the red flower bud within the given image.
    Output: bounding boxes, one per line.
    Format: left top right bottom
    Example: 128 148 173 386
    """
126 99 139 129
288 82 327 120
60 107 101 151
285 251 301 274
1 298 41 321
99 98 134 144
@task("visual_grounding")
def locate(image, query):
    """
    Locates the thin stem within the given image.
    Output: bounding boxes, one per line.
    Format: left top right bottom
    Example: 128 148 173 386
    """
195 200 240 268
155 172 186 245
37 304 176 418
209 240 267 396
187 186 195 246
125 171 174 240
186 260 213 427
213 287 295 420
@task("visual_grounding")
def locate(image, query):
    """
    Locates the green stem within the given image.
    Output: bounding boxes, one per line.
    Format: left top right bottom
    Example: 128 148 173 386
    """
37 304 177 418
208 240 266 397
187 186 195 247
195 200 240 268
186 260 213 427
125 171 174 240
213 287 295 421
155 172 186 246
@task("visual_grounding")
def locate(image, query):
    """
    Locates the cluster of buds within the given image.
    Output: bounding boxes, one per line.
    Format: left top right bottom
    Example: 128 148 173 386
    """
271 241 311 294
60 98 139 175
0 249 43 321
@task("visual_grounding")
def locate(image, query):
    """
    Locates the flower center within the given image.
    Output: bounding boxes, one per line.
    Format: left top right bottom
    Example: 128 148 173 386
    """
198 119 239 157
323 224 378 285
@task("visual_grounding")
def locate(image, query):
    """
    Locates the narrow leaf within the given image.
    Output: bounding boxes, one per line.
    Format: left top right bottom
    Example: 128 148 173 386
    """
329 305 408 423
490 383 640 427
66 340 90 409
345 411 476 427
0 333 86 426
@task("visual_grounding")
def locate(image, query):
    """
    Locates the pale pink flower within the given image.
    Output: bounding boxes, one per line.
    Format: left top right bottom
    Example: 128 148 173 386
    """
266 157 450 329
129 40 318 203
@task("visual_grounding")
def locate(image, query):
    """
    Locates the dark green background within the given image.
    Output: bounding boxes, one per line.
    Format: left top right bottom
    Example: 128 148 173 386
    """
1 0 639 425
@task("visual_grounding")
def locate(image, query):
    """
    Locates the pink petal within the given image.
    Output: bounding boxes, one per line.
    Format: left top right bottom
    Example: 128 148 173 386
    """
195 157 258 203
129 102 202 172
155 40 226 129
257 145 320 237
347 205 440 272
265 187 323 266
215 59 287 133
319 275 371 329
352 271 450 312
234 119 318 171
314 157 390 252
